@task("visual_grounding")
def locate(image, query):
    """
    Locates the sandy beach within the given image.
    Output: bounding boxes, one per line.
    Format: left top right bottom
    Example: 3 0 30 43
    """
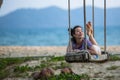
0 46 120 58
0 46 67 58
0 46 120 80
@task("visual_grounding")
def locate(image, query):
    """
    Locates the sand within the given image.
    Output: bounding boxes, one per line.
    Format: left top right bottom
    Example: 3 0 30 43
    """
0 46 120 58
0 46 66 58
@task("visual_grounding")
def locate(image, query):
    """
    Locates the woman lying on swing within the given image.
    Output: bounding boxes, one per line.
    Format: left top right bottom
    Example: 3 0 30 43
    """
67 21 101 57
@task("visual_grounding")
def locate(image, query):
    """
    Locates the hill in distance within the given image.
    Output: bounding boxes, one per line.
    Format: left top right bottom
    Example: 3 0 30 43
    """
0 6 120 29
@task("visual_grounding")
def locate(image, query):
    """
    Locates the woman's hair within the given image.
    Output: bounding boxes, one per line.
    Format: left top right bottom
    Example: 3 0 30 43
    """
68 25 82 43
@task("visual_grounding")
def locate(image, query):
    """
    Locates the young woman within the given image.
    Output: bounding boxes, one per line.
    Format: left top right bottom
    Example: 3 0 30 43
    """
67 22 101 55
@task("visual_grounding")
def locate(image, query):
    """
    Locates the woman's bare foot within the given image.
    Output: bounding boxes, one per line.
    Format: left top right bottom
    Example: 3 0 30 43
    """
86 21 93 37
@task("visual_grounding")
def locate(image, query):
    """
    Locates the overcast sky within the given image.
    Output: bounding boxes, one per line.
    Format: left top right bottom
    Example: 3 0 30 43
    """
0 0 120 16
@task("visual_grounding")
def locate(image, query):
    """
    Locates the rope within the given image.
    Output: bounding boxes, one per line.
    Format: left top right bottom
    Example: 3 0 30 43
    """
104 0 107 54
92 0 95 37
68 0 72 51
68 0 71 32
83 0 87 50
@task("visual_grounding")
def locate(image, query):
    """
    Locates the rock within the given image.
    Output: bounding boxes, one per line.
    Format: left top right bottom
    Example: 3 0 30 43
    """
32 68 54 80
61 67 74 74
31 72 40 80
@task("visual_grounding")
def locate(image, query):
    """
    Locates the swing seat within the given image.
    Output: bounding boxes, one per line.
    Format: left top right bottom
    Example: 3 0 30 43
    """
65 50 90 62
65 50 109 62
89 51 109 62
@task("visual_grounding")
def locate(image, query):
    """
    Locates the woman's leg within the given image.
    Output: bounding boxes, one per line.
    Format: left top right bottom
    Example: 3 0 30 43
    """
86 22 101 55
92 45 101 55
86 22 98 45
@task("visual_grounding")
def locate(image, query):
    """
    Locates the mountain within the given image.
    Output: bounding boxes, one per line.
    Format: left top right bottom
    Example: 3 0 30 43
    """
0 6 120 29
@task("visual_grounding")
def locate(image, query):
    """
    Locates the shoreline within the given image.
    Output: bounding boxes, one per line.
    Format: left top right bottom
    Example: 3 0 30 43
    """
0 46 120 57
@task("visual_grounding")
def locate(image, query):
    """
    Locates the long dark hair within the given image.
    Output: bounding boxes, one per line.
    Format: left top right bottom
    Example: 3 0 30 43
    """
69 25 82 43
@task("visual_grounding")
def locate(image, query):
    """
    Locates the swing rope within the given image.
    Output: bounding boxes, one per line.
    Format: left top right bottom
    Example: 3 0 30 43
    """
83 0 87 50
68 0 72 52
104 0 107 54
92 0 95 37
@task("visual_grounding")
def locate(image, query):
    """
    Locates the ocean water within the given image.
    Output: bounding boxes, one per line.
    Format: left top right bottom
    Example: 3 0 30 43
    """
0 26 120 46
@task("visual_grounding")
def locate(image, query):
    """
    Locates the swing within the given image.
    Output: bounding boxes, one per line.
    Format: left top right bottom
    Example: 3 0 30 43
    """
65 0 109 62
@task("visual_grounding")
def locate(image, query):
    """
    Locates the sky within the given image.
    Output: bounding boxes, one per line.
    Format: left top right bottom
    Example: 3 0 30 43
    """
0 0 120 16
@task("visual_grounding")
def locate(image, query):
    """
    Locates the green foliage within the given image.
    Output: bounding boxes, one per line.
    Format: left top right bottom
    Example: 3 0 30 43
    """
0 70 9 80
0 57 40 71
53 62 70 70
49 73 89 80
110 55 120 61
50 56 65 62
14 64 33 73
106 65 120 70
60 62 70 68
34 73 89 80
0 58 22 70
34 65 41 70
40 63 48 69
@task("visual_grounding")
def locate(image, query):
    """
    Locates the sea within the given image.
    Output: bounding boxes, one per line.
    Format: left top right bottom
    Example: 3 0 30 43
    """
0 26 120 46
